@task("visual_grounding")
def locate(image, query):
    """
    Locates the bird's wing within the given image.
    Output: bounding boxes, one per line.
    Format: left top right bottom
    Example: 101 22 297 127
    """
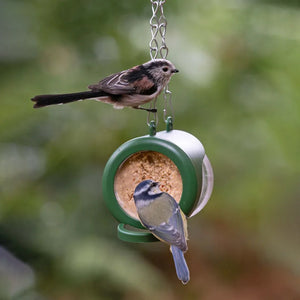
88 70 136 94
88 66 158 95
152 206 187 251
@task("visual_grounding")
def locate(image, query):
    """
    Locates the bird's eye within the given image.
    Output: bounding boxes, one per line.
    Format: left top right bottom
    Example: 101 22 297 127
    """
162 67 169 72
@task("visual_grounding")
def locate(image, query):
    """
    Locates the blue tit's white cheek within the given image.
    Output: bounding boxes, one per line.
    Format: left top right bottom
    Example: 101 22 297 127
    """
148 186 161 195
136 184 151 196
147 190 155 196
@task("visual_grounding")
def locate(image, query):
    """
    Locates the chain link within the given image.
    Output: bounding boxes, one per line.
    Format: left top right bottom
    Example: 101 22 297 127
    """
149 0 159 60
149 0 168 60
147 97 158 125
163 85 174 122
148 0 174 126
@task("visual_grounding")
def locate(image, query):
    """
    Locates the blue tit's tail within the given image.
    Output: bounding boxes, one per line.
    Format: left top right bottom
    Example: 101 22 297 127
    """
170 245 190 284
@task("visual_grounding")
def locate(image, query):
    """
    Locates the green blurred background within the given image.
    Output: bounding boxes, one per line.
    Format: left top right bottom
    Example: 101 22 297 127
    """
0 0 299 299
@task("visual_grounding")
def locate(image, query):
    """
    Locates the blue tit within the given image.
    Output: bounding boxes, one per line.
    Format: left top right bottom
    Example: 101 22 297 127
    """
133 179 190 284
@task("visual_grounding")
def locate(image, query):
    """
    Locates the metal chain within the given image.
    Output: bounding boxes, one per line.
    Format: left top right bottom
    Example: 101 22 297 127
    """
147 96 158 126
163 85 174 122
149 0 159 60
148 0 174 126
149 0 168 60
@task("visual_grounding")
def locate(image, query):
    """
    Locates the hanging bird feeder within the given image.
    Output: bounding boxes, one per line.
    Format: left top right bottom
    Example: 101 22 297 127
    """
102 0 214 243
102 117 214 242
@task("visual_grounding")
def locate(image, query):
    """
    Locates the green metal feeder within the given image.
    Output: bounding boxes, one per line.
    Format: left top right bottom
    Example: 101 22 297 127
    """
102 118 213 243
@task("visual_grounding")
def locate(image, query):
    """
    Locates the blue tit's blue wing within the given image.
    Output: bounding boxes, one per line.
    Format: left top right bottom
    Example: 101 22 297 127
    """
138 192 188 252
152 203 187 251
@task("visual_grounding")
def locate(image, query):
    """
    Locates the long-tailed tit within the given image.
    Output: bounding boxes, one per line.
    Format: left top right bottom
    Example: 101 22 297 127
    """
133 180 190 284
31 59 178 112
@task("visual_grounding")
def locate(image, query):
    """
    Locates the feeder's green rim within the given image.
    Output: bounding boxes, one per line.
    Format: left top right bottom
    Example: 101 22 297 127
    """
117 223 159 243
102 135 198 230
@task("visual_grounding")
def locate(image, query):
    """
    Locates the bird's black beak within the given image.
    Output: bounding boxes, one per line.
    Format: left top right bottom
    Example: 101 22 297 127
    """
152 181 160 188
172 69 179 73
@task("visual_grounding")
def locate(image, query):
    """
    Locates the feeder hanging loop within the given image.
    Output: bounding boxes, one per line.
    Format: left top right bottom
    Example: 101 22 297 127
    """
148 0 174 126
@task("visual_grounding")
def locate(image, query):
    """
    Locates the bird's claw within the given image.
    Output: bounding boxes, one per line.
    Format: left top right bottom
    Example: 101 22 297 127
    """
146 108 157 113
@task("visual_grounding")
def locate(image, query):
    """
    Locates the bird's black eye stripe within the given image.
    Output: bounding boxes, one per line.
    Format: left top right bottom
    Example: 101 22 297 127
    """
125 65 155 83
148 61 169 69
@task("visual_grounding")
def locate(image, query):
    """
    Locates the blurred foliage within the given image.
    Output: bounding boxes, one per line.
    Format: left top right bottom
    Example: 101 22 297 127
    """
0 0 299 299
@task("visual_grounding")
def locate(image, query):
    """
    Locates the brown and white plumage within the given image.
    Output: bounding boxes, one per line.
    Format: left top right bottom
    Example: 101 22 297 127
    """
31 59 178 112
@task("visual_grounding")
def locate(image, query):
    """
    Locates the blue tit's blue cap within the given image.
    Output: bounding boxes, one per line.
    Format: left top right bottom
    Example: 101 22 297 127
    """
133 180 159 201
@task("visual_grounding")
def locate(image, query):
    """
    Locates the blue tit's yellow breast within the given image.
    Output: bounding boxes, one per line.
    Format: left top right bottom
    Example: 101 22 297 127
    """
138 195 174 226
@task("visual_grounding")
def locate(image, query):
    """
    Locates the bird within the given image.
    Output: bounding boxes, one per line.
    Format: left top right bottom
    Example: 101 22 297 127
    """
31 59 178 112
133 180 190 284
